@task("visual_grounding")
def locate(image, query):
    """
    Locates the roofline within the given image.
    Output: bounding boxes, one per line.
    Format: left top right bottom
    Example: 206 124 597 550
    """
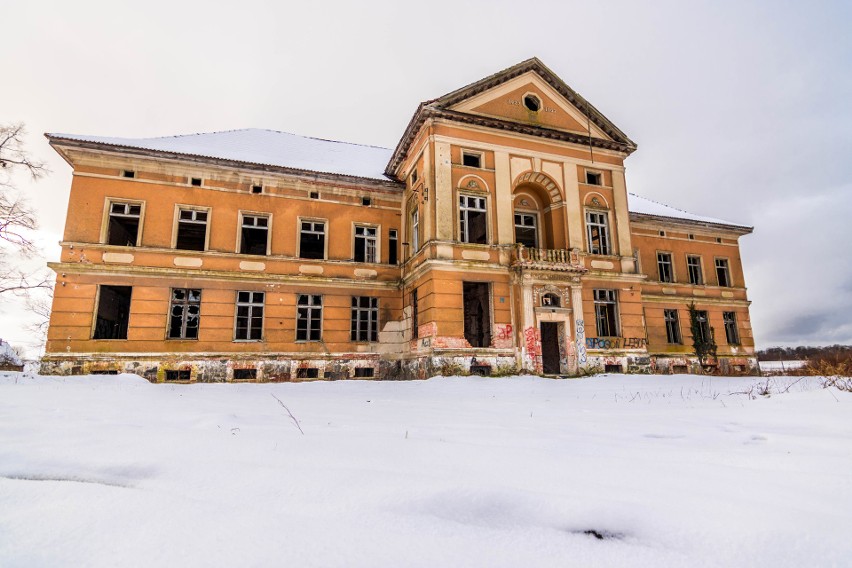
46 134 404 191
629 212 754 235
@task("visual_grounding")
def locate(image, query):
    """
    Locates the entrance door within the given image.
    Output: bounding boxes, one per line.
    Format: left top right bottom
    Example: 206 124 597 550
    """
463 282 491 347
540 322 560 374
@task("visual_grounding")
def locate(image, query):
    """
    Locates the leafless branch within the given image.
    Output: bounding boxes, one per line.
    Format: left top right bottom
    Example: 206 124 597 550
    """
271 393 305 435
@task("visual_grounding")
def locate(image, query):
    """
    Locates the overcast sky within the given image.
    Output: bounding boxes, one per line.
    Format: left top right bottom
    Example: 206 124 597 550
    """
1 0 850 355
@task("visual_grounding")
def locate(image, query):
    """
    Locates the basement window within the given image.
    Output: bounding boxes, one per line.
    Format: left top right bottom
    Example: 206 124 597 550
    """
107 201 142 246
299 220 326 259
233 369 257 381
240 214 270 255
523 94 542 112
604 364 623 373
585 171 602 185
165 369 191 382
175 208 208 251
296 367 319 379
93 285 132 340
461 151 482 168
354 367 374 378
470 365 492 376
122 170 136 178
252 185 263 194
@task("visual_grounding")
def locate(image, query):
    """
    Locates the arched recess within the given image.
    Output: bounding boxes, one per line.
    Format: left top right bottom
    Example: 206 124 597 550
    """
512 171 566 250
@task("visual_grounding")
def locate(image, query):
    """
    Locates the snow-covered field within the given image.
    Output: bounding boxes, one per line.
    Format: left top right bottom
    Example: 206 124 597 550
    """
758 360 807 372
1 373 850 568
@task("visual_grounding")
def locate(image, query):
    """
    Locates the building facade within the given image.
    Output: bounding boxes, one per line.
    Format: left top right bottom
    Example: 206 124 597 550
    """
41 58 756 381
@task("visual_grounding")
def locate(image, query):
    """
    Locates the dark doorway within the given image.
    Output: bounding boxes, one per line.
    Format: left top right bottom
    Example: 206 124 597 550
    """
93 285 132 339
463 282 491 347
540 322 560 374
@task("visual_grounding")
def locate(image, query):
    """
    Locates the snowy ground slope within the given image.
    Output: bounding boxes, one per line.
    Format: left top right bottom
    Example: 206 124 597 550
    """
0 373 850 568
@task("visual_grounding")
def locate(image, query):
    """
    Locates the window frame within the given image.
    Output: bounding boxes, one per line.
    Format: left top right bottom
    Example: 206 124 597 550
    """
584 169 603 186
460 149 483 169
296 294 323 342
723 311 740 345
663 309 682 344
352 223 380 264
167 288 202 340
102 198 145 247
513 210 539 248
585 209 612 256
172 204 211 251
388 228 398 265
409 207 420 254
297 217 328 260
686 255 704 285
694 310 712 343
411 288 419 340
458 193 488 245
92 284 133 340
350 296 379 343
593 289 620 338
715 257 732 287
237 211 272 256
234 291 265 342
657 251 675 283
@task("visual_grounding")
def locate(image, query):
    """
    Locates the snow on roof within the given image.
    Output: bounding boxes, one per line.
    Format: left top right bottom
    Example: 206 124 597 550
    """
628 192 749 228
49 128 395 181
0 339 22 366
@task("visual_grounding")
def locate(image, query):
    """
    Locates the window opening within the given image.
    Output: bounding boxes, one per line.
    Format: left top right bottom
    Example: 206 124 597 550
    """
541 293 561 307
657 252 674 283
523 94 541 112
175 208 207 251
165 369 191 381
354 226 377 263
593 289 619 337
299 220 326 259
585 171 602 185
235 291 264 341
252 185 263 194
389 229 398 265
351 296 379 342
233 369 257 380
687 255 703 285
296 368 319 379
93 285 132 339
296 294 322 341
459 195 487 244
411 288 419 339
190 177 202 187
361 197 371 206
309 191 319 199
461 151 482 168
410 208 419 251
664 309 682 344
694 310 711 343
716 258 731 287
240 214 269 255
107 202 141 246
168 289 201 339
122 170 135 179
354 367 374 378
410 169 418 184
463 282 491 348
586 211 610 255
514 213 537 248
723 312 740 345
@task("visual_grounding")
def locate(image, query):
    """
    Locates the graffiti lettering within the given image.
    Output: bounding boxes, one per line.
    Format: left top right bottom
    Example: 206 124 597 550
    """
585 337 648 349
497 323 513 341
575 319 587 364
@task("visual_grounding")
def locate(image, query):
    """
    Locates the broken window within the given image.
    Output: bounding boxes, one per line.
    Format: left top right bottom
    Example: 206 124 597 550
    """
723 311 740 345
411 288 419 339
190 177 202 187
93 285 132 339
240 214 269 255
168 289 201 339
462 151 482 168
410 208 419 252
354 225 377 263
585 171 602 185
586 211 610 255
694 310 711 343
107 201 142 246
463 282 491 348
514 213 538 248
716 258 731 287
664 309 682 344
541 293 560 307
594 289 619 337
687 255 703 285
296 294 322 341
235 291 264 341
299 220 325 259
388 229 398 265
657 252 674 283
459 195 487 244
175 208 208 251
350 296 378 342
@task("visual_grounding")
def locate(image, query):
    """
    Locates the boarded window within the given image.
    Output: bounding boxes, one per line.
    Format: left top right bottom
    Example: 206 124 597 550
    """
463 282 491 347
240 214 269 255
168 288 201 339
594 289 619 337
351 296 378 342
296 294 322 341
235 291 264 341
459 195 487 244
107 202 141 246
175 208 207 251
299 221 325 259
354 226 377 263
93 285 132 340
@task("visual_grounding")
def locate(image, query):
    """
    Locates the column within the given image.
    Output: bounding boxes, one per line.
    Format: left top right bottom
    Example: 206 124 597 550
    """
495 151 513 245
611 169 635 273
570 285 587 372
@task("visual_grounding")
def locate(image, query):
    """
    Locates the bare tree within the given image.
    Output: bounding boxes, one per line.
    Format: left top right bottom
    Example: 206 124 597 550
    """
0 122 50 296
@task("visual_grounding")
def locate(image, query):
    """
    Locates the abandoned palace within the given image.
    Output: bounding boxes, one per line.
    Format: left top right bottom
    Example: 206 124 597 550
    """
41 58 756 381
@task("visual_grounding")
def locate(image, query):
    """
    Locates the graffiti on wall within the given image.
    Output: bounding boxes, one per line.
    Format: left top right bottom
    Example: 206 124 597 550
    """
493 323 513 349
585 337 648 349
575 319 587 364
523 326 542 373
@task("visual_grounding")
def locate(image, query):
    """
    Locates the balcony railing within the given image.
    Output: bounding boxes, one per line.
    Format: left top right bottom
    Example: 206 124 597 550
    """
512 245 586 272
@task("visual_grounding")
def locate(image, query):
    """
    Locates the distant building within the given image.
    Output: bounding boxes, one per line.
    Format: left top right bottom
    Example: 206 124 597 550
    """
0 339 24 372
41 58 756 381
